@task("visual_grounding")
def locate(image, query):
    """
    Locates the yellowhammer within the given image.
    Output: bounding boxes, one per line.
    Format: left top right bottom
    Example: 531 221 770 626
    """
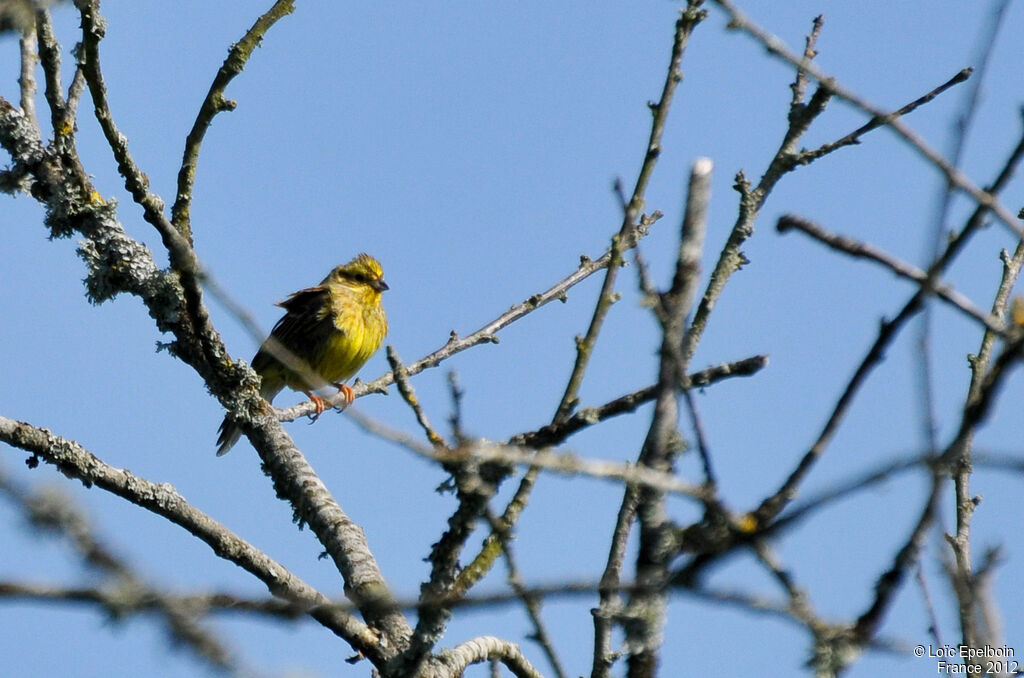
216 253 389 455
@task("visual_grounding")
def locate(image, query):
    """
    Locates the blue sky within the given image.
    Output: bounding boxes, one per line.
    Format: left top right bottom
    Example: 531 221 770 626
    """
3 2 1024 676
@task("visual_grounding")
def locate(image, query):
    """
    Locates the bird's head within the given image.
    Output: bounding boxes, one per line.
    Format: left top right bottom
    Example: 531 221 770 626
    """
325 253 389 299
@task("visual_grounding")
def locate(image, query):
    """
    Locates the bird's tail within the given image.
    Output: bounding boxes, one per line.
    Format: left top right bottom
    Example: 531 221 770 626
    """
215 417 242 456
216 382 283 456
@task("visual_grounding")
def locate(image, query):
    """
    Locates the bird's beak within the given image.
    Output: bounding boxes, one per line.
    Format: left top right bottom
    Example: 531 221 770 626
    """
372 278 389 292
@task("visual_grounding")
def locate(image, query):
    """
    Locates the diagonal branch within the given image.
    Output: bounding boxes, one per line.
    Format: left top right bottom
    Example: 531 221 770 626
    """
511 354 768 449
0 415 382 660
776 214 1003 333
553 4 707 423
710 0 1023 239
171 0 296 242
752 114 1024 527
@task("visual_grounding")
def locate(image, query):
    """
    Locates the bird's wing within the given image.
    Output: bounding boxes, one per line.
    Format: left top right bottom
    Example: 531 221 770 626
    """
270 285 336 343
250 285 338 376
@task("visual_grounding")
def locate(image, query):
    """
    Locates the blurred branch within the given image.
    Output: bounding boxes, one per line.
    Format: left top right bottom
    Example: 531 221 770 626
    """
850 473 944 648
0 473 239 674
388 432 508 670
438 636 543 678
0 580 307 618
348 411 710 501
486 510 568 678
916 563 945 648
0 416 383 660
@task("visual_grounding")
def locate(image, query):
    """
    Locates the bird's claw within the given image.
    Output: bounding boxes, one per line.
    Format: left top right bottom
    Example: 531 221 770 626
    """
333 383 356 410
305 392 329 422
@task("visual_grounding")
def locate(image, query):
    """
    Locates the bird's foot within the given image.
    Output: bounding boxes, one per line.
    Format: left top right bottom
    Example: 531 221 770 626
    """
333 382 355 410
304 392 329 422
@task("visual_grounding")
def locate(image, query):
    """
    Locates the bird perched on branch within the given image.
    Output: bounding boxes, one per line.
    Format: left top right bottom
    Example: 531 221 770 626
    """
216 253 389 455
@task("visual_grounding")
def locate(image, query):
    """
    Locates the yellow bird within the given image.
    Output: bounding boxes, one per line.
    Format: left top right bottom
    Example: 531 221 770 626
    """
216 253 389 455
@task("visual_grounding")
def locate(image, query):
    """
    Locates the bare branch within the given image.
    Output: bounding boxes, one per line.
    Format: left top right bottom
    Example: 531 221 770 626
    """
801 68 972 162
487 510 568 678
387 346 447 449
171 0 296 242
348 412 710 501
776 214 1004 333
0 473 238 672
553 3 707 423
710 0 1023 239
753 115 1024 526
851 473 944 646
626 157 711 678
512 354 768 449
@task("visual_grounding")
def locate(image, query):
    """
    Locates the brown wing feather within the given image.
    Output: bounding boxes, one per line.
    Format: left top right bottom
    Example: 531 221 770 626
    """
251 285 340 375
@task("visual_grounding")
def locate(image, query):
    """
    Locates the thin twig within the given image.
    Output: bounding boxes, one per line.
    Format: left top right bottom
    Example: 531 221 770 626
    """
487 509 568 678
711 0 1023 239
851 472 944 645
447 371 466 443
801 68 972 163
347 409 710 500
682 29 973 370
915 9 1013 648
74 0 218 361
681 389 714 486
387 346 447 448
171 0 296 242
752 115 1024 527
679 13 829 369
776 214 1004 333
915 564 945 648
511 354 768 448
553 4 707 424
750 541 819 630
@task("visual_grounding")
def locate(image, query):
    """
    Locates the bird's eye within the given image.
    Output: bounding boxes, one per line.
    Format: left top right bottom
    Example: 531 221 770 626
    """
353 273 366 283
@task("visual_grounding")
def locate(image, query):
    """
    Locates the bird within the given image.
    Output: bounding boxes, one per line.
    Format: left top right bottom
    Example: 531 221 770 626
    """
216 253 389 455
